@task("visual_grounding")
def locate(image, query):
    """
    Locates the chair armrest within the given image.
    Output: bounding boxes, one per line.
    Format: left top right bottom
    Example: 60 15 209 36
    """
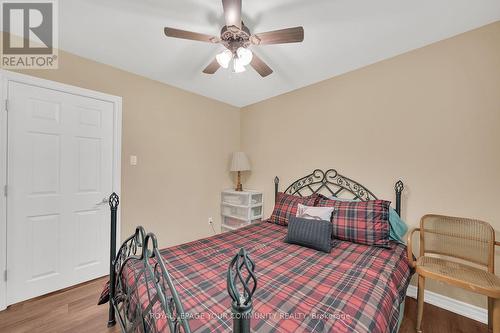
495 240 500 247
407 228 420 269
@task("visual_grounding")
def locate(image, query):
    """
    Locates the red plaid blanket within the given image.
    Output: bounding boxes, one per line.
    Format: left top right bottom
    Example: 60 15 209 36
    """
120 222 411 333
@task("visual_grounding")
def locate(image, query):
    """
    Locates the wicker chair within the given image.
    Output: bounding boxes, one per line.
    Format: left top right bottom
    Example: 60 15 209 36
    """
407 214 500 333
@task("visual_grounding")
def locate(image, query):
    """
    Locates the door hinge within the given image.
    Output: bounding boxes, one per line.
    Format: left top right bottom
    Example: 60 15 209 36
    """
3 185 6 197
4 99 8 112
3 270 6 282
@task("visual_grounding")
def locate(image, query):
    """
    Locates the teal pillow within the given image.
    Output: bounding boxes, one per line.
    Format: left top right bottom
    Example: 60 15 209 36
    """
321 195 408 244
388 207 408 244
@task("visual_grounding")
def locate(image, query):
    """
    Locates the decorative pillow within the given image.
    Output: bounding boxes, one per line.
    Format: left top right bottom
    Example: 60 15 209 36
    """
387 208 408 244
319 194 407 244
285 216 333 253
316 198 391 247
268 192 320 226
296 204 335 221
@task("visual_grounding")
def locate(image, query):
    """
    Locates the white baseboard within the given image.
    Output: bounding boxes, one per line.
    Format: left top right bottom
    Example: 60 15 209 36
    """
406 285 488 324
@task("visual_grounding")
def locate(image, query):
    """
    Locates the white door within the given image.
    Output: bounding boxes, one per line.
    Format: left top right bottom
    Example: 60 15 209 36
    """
6 81 115 305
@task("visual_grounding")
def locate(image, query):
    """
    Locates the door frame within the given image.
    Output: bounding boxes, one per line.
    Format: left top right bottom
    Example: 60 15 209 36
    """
0 69 122 310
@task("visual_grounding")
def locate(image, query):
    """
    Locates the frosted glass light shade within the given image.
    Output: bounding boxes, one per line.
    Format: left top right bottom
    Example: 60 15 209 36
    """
216 50 233 69
233 58 246 73
236 47 253 66
230 152 251 171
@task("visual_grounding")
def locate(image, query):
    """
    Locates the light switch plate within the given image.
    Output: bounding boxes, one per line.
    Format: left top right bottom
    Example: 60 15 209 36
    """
130 155 137 166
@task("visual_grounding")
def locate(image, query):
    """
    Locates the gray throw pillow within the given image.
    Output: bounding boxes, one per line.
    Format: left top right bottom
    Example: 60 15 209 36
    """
285 216 333 253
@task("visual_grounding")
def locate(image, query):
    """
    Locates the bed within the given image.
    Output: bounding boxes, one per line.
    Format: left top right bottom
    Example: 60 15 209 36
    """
104 169 412 333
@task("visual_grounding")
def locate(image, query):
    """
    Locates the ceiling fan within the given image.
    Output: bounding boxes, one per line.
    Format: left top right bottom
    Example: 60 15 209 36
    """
164 0 304 77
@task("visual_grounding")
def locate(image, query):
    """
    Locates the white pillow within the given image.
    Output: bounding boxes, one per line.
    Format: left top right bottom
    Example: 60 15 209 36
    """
296 204 335 221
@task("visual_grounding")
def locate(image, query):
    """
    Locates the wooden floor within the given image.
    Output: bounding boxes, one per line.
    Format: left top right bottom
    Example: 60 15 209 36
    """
0 277 120 333
399 296 488 333
0 277 489 333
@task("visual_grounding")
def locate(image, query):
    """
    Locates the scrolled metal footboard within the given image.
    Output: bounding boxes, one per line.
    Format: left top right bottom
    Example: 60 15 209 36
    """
107 193 191 333
142 232 191 333
227 248 257 333
111 226 147 331
106 193 257 333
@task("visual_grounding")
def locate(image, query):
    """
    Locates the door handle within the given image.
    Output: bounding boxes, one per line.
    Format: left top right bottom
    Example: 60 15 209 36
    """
96 197 109 205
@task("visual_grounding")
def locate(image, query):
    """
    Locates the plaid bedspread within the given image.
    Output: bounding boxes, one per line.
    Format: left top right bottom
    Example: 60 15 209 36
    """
122 222 411 333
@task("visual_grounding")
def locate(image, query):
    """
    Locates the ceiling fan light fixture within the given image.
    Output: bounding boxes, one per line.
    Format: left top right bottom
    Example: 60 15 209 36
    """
236 47 253 66
233 58 246 73
164 0 304 77
216 49 233 69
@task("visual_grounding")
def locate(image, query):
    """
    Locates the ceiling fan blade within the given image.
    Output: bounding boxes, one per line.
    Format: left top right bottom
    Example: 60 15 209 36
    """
251 27 304 45
250 54 273 77
164 27 219 43
222 0 242 29
203 59 220 74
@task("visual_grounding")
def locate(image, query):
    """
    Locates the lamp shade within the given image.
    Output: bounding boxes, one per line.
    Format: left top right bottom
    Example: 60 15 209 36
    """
230 152 251 172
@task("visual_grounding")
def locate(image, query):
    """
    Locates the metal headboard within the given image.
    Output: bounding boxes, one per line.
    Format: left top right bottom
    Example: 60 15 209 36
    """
274 169 404 216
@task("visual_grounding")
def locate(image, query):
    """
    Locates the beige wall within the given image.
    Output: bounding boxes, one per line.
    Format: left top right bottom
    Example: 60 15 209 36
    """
5 46 240 248
241 21 500 308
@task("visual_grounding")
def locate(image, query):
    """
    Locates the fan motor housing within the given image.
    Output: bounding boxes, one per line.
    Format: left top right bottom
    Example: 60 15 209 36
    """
220 23 251 51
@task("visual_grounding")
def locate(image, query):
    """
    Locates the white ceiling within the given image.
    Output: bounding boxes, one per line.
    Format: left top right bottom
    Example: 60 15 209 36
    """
60 0 500 107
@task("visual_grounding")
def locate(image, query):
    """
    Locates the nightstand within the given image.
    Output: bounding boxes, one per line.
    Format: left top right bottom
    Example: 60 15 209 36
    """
221 190 263 232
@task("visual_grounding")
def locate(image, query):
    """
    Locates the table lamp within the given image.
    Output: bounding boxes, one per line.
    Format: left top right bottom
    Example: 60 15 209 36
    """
230 152 250 191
